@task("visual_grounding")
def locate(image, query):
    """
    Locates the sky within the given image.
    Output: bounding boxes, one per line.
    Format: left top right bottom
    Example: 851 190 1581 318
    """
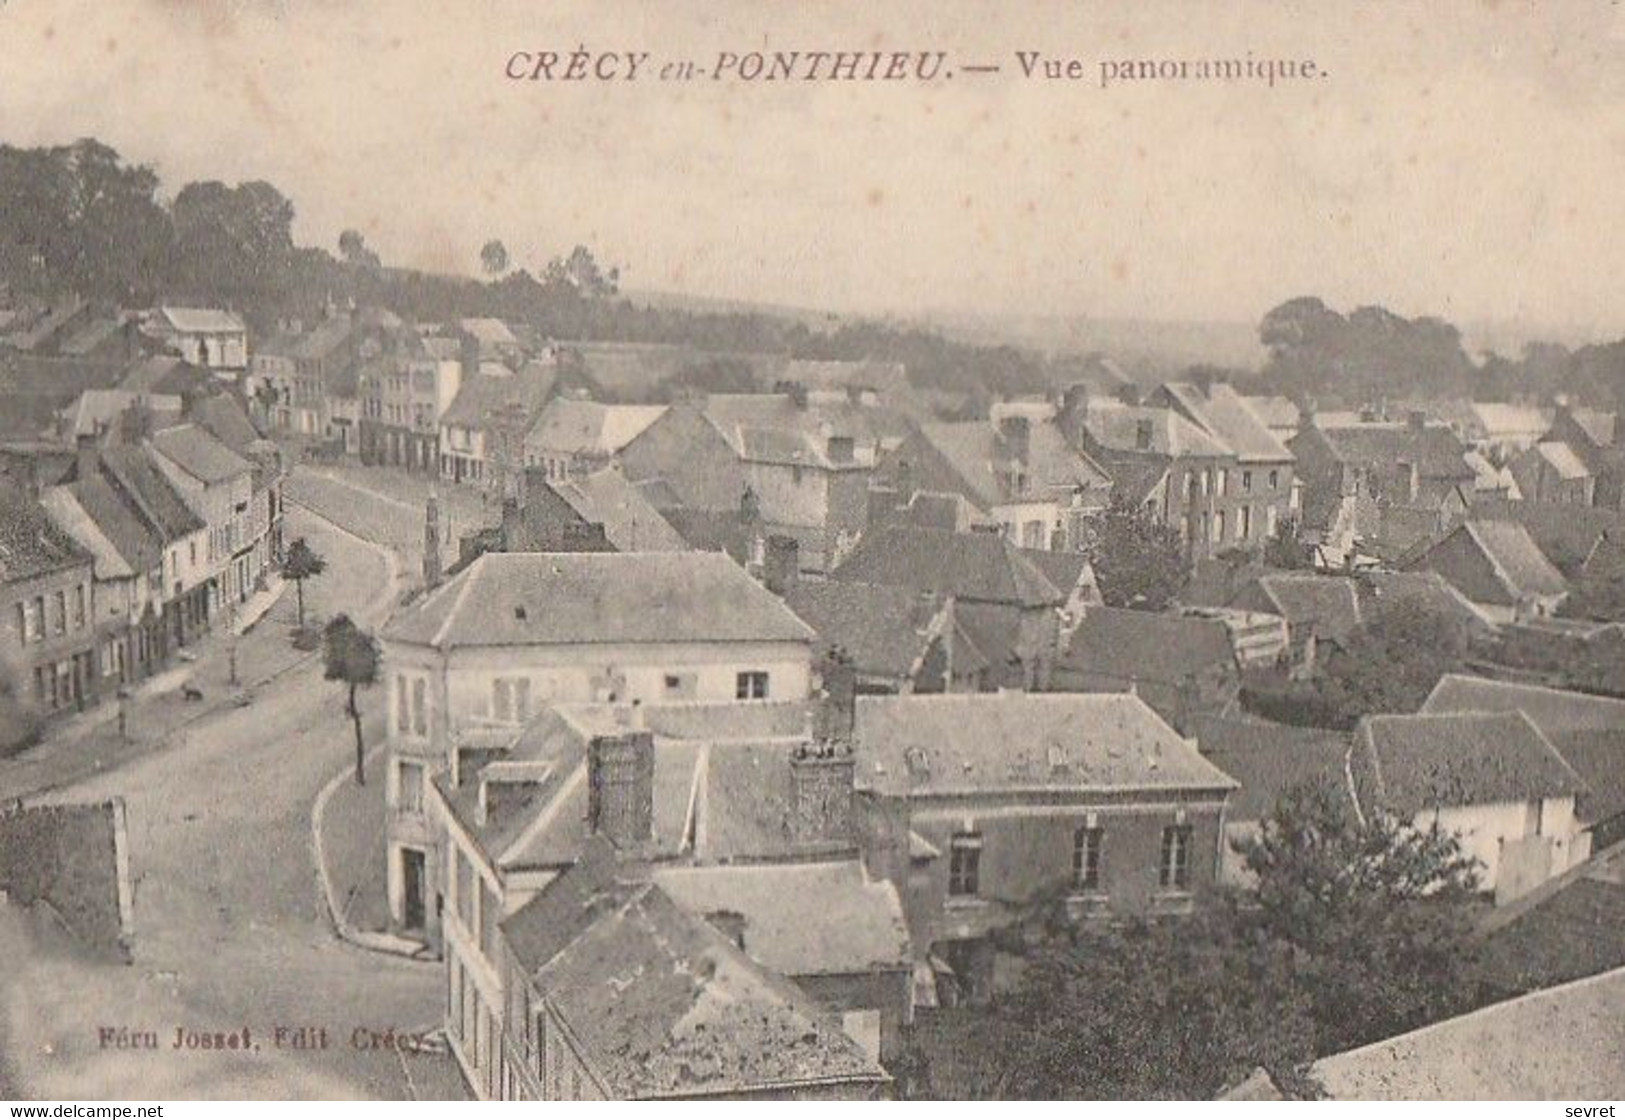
1 0 1622 339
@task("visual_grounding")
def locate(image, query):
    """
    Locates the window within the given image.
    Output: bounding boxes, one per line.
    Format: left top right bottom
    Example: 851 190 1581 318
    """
412 677 428 736
948 832 982 897
735 671 770 700
398 760 424 813
1201 469 1211 496
1242 470 1253 491
73 586 86 629
1213 511 1226 542
1216 468 1228 496
1239 505 1252 540
663 672 695 699
1268 469 1280 490
1160 825 1193 890
396 673 411 734
492 677 532 724
25 597 43 643
53 590 66 635
1266 505 1280 537
1073 826 1104 891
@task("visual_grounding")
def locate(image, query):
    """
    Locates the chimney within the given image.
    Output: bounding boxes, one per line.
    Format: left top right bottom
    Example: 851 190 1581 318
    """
500 495 520 546
76 431 99 482
788 741 855 845
587 731 655 849
1059 383 1091 449
997 415 1031 464
763 533 800 595
826 434 855 464
894 455 914 499
816 647 858 742
1135 418 1155 450
423 491 442 588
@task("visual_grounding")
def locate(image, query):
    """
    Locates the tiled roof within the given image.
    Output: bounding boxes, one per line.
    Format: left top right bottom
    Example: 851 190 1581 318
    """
552 468 689 552
0 491 93 583
49 471 164 577
147 424 253 485
1298 422 1475 479
1547 729 1625 826
39 488 134 580
917 419 1109 506
653 861 911 977
188 392 263 450
1459 498 1625 577
852 693 1236 797
1246 574 1363 642
1421 673 1625 734
0 800 128 961
288 315 355 362
1533 441 1592 481
1356 571 1492 632
1189 715 1350 822
63 390 181 438
1567 408 1618 448
1160 382 1294 462
781 580 944 681
382 551 814 649
503 860 885 1099
831 525 1063 608
1408 521 1567 604
440 364 555 430
117 355 206 396
1476 843 1625 997
458 317 518 347
1084 399 1232 458
1058 606 1237 688
1350 712 1586 817
99 444 205 540
1311 966 1625 1100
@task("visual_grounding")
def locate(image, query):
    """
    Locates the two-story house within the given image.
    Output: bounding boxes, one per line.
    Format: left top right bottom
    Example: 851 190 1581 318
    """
521 399 667 482
1508 442 1596 506
145 424 262 614
98 443 211 648
359 333 463 473
144 307 248 380
853 692 1238 1003
438 360 559 490
378 550 817 946
1 490 98 719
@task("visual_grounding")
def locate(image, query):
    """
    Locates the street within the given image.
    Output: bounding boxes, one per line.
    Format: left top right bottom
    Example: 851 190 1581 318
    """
0 475 465 1099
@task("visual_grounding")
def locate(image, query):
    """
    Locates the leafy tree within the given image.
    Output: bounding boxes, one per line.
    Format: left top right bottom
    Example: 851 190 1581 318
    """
1264 513 1312 570
1082 495 1190 610
323 614 380 785
480 238 510 276
338 228 381 269
170 179 296 304
544 244 619 298
1315 598 1469 724
279 537 328 629
1240 784 1484 1054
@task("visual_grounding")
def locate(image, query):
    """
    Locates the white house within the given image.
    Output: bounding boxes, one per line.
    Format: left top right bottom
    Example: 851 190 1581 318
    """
377 550 816 940
146 307 249 377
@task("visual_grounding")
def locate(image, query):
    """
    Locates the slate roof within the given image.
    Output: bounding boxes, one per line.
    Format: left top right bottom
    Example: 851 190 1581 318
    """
1084 399 1232 458
552 468 689 552
63 390 181 438
652 861 912 977
852 693 1236 798
440 364 555 430
1421 673 1625 734
1160 382 1293 462
383 551 814 649
1188 715 1350 822
1567 408 1617 448
1471 402 1551 440
45 472 163 579
781 580 944 681
702 392 903 467
117 355 207 396
1356 571 1492 632
1057 606 1238 687
0 491 93 583
98 444 205 540
830 526 1063 608
1350 712 1587 817
1476 843 1625 997
1533 441 1592 481
147 424 253 484
526 399 667 456
1459 498 1625 577
1410 521 1567 604
1311 966 1625 1100
502 862 885 1099
1300 422 1476 480
1547 730 1625 826
1015 547 1095 599
188 392 263 450
1237 394 1301 433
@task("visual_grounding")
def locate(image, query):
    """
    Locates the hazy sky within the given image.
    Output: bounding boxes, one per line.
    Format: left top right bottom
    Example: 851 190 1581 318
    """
1 0 1622 336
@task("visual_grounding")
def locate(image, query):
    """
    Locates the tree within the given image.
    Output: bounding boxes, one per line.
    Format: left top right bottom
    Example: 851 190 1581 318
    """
1315 598 1469 724
338 228 381 269
323 614 380 785
0 658 43 759
279 537 328 629
1264 513 1312 570
1240 784 1484 1054
480 238 510 276
544 244 619 298
1082 495 1190 610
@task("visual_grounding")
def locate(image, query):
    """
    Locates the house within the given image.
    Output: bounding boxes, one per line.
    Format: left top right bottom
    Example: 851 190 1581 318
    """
1543 404 1624 509
1150 381 1298 548
0 490 98 719
59 389 181 440
874 408 1112 551
1469 402 1552 458
1237 394 1301 440
521 399 667 482
616 400 752 516
1049 606 1241 734
245 324 301 432
1288 414 1475 566
1189 714 1349 886
379 550 817 941
829 525 1066 689
853 693 1238 1003
358 332 464 473
1348 711 1590 903
1455 497 1625 579
1508 442 1595 506
145 424 266 613
459 466 688 563
438 360 558 489
1403 520 1568 622
143 307 247 378
98 442 212 649
1309 966 1625 1100
425 697 908 1098
1227 572 1363 675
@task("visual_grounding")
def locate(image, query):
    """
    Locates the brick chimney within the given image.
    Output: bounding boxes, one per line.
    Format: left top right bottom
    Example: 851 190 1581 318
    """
788 740 855 845
587 731 655 849
763 533 799 595
826 434 855 464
